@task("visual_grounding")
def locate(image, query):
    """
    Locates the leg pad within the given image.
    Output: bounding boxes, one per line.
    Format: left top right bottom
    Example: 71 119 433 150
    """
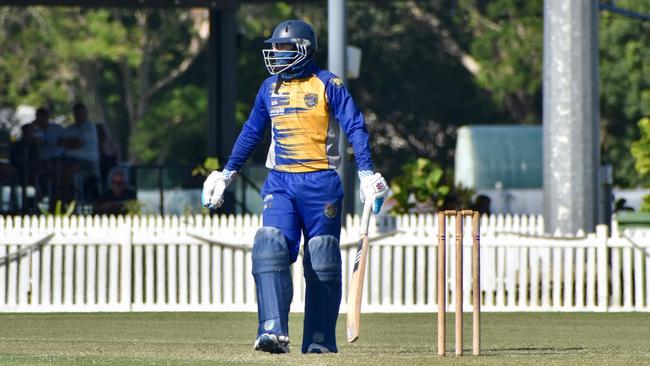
253 227 291 274
252 227 293 338
302 235 342 353
303 235 341 283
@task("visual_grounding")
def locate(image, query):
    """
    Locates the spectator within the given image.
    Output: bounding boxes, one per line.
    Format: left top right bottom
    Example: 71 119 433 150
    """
7 122 43 212
57 103 100 202
471 194 492 216
0 126 17 212
59 103 100 176
21 108 65 196
0 161 17 212
614 198 634 213
95 169 136 215
96 123 119 186
25 108 64 162
9 123 39 185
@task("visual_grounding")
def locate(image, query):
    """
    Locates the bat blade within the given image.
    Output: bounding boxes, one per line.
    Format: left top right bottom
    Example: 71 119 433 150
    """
346 234 370 343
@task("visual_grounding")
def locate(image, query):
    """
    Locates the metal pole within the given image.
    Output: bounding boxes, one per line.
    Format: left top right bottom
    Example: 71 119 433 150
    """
328 0 354 219
208 7 237 214
543 0 600 235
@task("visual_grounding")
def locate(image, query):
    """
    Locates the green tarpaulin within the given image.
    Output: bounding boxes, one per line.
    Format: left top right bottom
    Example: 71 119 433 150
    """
455 125 542 190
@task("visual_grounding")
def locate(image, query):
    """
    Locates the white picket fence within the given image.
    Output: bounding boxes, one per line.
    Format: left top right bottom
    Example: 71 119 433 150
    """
0 214 648 313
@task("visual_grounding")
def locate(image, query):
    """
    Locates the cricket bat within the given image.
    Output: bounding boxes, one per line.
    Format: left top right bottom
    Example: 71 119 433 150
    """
346 199 374 343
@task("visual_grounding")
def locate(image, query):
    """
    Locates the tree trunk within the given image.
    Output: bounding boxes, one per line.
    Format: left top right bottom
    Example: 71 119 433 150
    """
404 1 482 76
115 9 209 163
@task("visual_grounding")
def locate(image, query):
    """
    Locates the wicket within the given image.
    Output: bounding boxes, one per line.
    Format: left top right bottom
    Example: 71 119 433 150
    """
437 210 481 356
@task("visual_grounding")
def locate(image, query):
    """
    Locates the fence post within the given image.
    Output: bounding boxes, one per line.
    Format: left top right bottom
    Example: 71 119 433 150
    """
120 216 133 311
596 224 608 311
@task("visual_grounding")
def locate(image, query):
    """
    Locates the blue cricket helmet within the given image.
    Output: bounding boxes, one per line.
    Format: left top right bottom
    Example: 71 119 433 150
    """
264 19 318 52
262 20 317 75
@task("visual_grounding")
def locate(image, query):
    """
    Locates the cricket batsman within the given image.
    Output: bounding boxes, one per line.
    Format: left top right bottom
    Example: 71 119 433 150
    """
202 19 389 354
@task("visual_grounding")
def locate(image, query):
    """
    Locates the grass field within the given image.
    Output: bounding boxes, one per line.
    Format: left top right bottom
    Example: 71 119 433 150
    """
0 312 649 365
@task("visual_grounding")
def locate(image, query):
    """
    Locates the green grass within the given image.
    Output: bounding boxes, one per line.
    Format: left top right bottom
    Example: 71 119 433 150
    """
0 312 649 365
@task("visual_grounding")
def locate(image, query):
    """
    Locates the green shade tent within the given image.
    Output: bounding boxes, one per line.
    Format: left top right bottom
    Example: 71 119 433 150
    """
454 125 542 190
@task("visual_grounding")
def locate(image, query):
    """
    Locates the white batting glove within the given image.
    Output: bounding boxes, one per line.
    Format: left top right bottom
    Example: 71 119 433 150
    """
359 171 389 214
201 170 235 209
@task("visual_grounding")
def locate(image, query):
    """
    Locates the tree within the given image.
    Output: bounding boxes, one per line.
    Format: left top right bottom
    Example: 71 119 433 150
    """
0 7 70 108
50 8 210 162
401 0 544 123
0 7 209 163
130 85 208 164
631 117 650 211
347 0 648 188
2 1 647 188
236 1 539 178
310 2 501 179
631 118 650 179
600 1 650 187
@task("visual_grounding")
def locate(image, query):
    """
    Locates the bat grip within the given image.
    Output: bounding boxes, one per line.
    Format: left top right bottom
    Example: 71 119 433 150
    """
360 199 373 236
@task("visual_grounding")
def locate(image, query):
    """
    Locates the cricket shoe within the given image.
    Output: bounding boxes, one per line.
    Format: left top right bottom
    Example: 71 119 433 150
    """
254 334 290 354
305 343 331 354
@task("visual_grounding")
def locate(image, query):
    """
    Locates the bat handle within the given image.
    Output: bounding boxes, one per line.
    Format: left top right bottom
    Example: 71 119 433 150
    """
360 199 373 236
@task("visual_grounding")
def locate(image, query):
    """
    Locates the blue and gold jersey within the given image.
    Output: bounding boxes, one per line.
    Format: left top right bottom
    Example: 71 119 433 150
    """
224 62 373 173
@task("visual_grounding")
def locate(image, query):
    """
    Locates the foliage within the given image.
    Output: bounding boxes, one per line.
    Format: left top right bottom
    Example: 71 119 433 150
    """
600 1 650 187
631 117 650 177
347 0 648 187
1 2 648 189
0 7 208 163
343 2 503 176
130 85 208 164
462 0 544 123
630 117 650 213
191 156 221 177
123 199 143 216
389 158 449 214
39 200 76 217
640 195 650 213
0 8 69 109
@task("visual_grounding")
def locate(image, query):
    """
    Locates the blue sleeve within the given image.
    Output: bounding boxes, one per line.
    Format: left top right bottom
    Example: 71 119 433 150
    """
325 76 374 172
224 82 271 172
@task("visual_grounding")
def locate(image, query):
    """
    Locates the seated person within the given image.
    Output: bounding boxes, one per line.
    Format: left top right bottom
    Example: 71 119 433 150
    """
57 103 100 202
95 169 136 215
